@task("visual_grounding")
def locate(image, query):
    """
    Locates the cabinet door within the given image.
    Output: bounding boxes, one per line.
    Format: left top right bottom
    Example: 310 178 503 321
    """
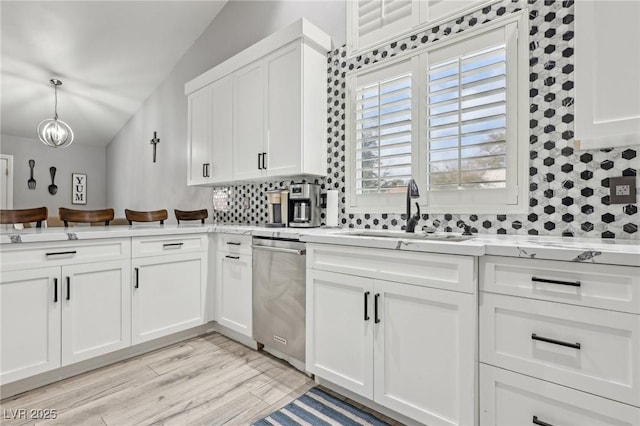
0 267 61 384
233 62 265 180
265 43 302 177
61 260 131 366
373 280 476 426
575 1 640 148
132 252 207 344
187 87 212 185
306 269 374 399
210 75 234 183
216 252 252 337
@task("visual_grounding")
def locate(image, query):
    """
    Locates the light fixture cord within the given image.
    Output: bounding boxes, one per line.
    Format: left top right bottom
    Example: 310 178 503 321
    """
53 83 59 120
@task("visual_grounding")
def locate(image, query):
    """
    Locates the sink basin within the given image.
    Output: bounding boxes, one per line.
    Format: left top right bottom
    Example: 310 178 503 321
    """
348 230 474 242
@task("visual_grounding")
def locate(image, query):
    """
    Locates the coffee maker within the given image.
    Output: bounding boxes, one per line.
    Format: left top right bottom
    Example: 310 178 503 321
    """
288 183 321 228
266 189 288 228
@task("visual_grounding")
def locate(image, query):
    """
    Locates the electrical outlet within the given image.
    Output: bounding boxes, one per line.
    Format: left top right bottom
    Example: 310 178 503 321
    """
610 176 637 204
616 185 631 196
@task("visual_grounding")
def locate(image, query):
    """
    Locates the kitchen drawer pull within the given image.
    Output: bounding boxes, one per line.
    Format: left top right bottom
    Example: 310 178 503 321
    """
532 416 554 426
162 242 184 249
531 333 581 350
258 153 262 170
364 291 370 321
134 267 139 289
225 242 242 246
374 293 381 324
66 277 71 301
46 250 77 258
225 255 240 260
53 278 58 303
532 276 581 287
262 152 267 169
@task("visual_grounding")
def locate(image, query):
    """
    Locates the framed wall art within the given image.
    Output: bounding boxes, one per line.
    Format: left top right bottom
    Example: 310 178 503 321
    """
72 173 87 205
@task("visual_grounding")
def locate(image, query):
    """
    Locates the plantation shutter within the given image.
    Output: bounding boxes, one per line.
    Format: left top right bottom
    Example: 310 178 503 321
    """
354 61 413 196
356 0 415 50
424 23 520 205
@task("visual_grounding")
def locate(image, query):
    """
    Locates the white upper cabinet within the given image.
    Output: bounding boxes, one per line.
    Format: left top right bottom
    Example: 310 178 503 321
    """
575 1 640 149
187 87 212 186
233 62 265 181
186 19 332 186
348 0 489 54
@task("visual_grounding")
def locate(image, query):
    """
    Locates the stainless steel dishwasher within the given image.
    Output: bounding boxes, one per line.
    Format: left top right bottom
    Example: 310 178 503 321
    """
252 237 306 367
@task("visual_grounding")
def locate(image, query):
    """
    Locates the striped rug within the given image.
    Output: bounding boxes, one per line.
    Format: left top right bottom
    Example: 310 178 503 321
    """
252 387 392 426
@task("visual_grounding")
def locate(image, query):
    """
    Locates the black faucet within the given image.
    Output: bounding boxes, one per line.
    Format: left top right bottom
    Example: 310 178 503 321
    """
405 178 420 233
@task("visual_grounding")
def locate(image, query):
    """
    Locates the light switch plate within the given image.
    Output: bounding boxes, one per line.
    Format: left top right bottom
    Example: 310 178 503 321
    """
610 176 637 204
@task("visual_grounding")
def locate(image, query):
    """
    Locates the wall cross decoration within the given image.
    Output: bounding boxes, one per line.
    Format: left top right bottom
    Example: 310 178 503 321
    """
150 131 160 163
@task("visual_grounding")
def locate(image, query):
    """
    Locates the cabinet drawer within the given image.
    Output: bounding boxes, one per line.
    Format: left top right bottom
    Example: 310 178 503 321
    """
480 293 640 406
480 364 640 426
481 256 640 314
216 233 252 255
1 239 130 271
308 244 476 293
132 234 207 258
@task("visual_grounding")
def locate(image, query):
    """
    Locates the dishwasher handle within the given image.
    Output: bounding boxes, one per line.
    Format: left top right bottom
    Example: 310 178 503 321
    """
253 245 306 256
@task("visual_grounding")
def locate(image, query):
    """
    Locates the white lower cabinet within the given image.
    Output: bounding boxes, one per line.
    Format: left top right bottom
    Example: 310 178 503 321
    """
306 270 374 398
1 260 131 383
480 364 640 426
132 251 207 344
215 250 252 337
61 260 131 365
307 246 477 426
0 267 61 384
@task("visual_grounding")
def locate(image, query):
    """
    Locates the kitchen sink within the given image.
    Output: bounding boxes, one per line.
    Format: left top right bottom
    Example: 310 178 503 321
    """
347 230 475 242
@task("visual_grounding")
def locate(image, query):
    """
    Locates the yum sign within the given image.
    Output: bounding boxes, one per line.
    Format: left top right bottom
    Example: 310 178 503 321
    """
72 173 87 205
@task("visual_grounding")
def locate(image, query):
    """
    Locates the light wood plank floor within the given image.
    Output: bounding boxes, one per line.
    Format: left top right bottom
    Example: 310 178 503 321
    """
0 332 400 426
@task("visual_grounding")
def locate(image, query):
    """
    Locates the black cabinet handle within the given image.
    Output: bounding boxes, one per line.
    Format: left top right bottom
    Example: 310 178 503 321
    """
134 267 139 289
532 276 581 287
66 277 70 301
532 416 554 426
364 291 370 321
262 152 267 170
226 242 241 246
258 153 262 170
163 242 184 249
531 333 581 350
225 255 240 260
53 278 58 303
202 163 207 177
374 293 380 324
46 250 77 257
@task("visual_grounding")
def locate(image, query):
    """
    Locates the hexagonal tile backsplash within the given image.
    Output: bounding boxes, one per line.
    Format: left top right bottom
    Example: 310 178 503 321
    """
214 0 638 240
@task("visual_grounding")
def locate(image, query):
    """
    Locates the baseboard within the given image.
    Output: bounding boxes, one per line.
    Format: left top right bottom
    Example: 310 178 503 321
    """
1 324 214 400
210 322 258 350
315 377 422 426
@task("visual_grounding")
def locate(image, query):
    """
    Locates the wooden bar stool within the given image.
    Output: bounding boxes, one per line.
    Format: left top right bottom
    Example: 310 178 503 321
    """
174 209 208 224
0 207 48 228
59 208 115 227
124 209 168 225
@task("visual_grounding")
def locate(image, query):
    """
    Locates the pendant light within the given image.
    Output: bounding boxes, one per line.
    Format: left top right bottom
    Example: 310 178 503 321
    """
37 79 74 148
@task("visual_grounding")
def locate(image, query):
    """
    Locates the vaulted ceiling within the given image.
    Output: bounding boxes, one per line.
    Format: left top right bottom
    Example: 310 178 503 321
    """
1 1 227 147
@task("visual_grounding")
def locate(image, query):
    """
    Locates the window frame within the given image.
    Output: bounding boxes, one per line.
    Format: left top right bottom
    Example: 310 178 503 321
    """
345 11 529 214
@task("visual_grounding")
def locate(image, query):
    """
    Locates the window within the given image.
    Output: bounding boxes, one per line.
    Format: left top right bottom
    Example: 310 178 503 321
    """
347 13 528 213
348 59 418 209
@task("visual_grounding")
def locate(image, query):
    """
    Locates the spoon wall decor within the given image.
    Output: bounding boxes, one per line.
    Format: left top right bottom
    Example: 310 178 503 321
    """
48 167 58 195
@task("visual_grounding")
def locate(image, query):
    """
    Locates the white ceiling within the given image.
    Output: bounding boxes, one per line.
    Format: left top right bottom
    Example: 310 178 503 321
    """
1 0 227 147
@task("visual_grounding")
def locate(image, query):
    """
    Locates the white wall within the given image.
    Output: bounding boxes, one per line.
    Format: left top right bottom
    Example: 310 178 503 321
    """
1 134 106 214
106 0 346 222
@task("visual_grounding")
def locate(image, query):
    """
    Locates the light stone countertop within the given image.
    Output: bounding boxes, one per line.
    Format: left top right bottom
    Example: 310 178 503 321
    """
2 224 638 266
